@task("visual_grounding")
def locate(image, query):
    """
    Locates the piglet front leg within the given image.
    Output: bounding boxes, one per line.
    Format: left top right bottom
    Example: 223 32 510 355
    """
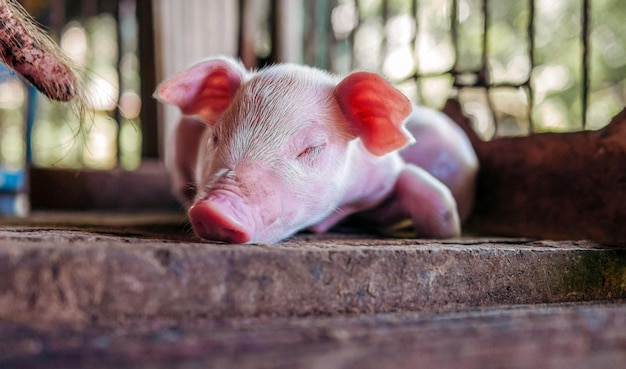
358 164 461 238
396 165 461 237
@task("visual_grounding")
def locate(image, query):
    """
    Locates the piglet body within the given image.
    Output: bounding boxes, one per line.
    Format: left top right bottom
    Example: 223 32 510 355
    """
155 57 477 243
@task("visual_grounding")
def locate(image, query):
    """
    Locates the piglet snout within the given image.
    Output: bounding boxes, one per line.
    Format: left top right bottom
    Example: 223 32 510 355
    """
188 194 253 243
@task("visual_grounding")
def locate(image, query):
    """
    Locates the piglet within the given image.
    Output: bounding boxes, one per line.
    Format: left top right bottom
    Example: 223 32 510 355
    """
155 57 478 243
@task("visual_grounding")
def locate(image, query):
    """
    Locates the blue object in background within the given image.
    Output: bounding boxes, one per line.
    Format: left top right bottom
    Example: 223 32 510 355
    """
0 169 26 192
0 63 34 216
0 193 28 217
25 83 37 164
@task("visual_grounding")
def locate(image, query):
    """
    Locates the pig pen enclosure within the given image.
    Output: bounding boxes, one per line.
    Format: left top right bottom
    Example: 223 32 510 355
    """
1 0 626 368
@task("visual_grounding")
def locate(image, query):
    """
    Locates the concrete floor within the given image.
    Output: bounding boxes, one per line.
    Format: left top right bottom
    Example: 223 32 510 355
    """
1 211 625 368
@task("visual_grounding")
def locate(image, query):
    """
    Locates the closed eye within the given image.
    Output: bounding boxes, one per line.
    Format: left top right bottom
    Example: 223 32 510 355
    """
297 143 326 161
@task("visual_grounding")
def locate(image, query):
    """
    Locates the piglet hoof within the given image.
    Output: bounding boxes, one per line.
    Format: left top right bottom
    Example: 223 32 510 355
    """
429 207 461 238
397 165 462 238
411 190 461 239
188 201 252 243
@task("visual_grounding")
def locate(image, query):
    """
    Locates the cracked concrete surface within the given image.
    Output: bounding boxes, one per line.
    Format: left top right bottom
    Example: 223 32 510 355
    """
0 211 625 368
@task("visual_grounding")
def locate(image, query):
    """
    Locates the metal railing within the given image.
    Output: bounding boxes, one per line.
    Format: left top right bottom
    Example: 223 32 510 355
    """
1 0 623 213
295 0 623 139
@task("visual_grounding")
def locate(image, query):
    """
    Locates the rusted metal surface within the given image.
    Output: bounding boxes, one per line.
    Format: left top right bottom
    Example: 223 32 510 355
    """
28 160 179 210
446 99 626 244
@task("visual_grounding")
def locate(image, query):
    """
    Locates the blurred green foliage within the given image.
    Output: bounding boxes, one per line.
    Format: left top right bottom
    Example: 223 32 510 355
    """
3 0 624 173
329 0 626 137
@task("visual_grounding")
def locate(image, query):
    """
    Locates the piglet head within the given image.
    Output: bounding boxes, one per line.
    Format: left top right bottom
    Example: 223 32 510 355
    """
155 57 412 243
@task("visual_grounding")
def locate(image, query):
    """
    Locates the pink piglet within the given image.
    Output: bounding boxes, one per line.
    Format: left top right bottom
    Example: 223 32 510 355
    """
155 57 478 243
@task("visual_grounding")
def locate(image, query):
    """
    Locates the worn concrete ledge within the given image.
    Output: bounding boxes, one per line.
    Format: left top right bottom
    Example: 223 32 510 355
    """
1 214 625 323
2 302 625 369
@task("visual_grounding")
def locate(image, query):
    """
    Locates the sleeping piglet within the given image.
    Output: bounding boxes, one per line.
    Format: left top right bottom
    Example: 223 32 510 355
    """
155 56 478 243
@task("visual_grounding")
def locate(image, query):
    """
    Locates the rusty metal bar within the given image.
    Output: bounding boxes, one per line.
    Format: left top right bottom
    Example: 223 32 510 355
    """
450 0 458 75
382 0 389 73
481 0 498 136
527 0 535 133
412 0 422 101
581 0 590 130
137 0 158 158
349 0 359 70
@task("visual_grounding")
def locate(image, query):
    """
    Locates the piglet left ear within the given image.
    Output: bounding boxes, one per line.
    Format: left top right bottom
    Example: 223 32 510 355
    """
334 72 414 156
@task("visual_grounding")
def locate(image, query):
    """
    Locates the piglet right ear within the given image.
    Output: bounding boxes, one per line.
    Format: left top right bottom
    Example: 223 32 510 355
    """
154 57 246 124
335 72 413 156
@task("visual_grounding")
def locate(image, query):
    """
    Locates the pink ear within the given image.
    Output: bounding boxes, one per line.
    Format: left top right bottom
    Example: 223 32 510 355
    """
335 72 413 156
154 58 245 124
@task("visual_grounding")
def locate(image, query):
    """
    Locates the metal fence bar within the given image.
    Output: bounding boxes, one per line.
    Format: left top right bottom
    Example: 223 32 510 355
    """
481 0 499 135
527 0 535 134
411 0 421 101
450 0 458 77
581 0 590 130
137 0 158 159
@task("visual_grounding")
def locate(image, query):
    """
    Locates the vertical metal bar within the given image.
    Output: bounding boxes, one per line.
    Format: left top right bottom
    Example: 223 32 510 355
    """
268 0 278 65
382 0 389 73
527 0 535 134
450 0 458 76
327 0 338 71
137 0 159 158
237 0 246 59
25 86 37 164
412 0 422 101
481 0 498 135
481 0 488 77
349 0 360 70
114 0 124 164
315 0 330 69
581 0 590 130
